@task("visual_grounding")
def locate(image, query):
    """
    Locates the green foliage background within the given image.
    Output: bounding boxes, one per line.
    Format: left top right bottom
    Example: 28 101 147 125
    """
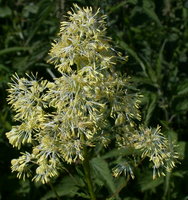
0 0 187 199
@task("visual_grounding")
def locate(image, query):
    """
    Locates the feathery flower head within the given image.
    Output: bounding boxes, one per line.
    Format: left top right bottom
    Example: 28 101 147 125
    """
6 4 178 184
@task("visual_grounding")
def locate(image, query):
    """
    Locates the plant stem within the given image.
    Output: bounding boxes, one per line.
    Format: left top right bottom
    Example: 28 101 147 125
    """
109 177 130 199
163 171 171 200
82 145 96 200
49 182 61 200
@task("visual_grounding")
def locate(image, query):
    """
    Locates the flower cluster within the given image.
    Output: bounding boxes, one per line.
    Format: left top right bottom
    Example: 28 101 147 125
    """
6 4 177 183
114 126 178 179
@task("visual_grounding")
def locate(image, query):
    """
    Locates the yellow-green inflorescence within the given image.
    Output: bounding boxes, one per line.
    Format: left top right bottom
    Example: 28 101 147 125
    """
6 4 178 184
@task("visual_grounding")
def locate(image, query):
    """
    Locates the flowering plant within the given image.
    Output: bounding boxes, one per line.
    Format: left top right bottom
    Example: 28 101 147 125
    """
6 4 177 199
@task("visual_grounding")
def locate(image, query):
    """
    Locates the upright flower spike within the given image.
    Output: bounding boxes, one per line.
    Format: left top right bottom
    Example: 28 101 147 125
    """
6 4 177 186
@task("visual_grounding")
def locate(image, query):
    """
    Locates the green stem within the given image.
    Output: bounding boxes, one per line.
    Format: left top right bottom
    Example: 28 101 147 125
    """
49 182 61 200
82 145 96 200
109 177 130 199
163 171 171 200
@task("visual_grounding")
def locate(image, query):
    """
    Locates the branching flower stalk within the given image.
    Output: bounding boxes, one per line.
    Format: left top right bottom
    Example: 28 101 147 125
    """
6 4 178 198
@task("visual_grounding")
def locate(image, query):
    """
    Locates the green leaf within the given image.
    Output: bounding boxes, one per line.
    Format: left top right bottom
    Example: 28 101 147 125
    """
176 80 188 96
175 99 188 112
177 141 186 159
23 3 39 17
168 130 178 142
139 173 163 192
132 76 155 87
142 0 161 26
144 93 158 125
90 157 116 194
120 41 147 76
145 63 158 85
0 64 10 72
26 0 55 44
0 6 12 18
0 47 30 56
165 130 178 142
102 148 134 159
156 40 166 78
41 175 83 200
16 180 30 196
173 170 188 178
108 0 138 14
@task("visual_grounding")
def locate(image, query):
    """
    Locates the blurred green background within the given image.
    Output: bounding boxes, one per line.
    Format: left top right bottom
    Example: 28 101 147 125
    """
0 0 188 199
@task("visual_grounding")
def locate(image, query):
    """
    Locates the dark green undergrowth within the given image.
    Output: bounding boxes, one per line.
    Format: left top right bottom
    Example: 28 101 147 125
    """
0 0 188 199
